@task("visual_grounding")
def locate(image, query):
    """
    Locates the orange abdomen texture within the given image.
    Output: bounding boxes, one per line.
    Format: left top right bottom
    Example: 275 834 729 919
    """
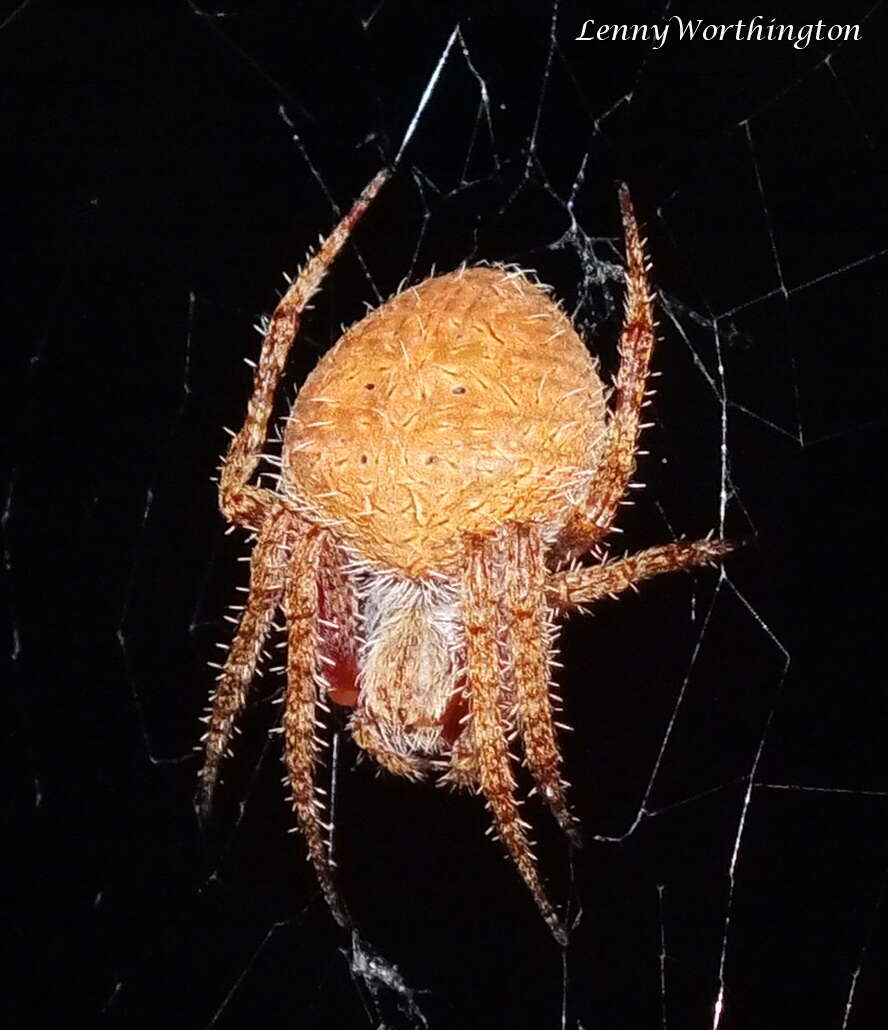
283 267 606 576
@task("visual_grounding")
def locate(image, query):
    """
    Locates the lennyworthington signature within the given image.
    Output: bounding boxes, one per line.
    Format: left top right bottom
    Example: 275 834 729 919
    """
575 16 862 51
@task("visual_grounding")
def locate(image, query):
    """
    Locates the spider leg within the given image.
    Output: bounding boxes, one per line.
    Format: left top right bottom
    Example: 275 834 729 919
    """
283 526 348 926
198 506 292 816
563 185 654 553
219 168 391 529
548 537 736 613
462 534 568 946
505 525 581 846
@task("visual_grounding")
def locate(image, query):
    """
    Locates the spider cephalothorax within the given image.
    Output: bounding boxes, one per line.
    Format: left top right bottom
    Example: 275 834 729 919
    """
198 168 733 944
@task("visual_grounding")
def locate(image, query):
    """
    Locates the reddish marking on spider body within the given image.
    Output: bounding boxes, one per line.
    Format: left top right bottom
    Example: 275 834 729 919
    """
324 648 360 708
439 678 468 746
316 574 360 707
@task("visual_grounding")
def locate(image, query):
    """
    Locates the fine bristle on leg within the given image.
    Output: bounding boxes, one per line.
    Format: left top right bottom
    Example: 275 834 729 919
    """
505 526 581 846
197 507 291 816
462 534 568 946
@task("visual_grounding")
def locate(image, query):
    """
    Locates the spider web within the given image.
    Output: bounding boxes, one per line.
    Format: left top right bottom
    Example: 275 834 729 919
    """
6 1 887 1027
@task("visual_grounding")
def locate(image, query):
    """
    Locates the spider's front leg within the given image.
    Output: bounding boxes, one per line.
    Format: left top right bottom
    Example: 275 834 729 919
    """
198 508 292 815
462 533 568 945
283 528 349 926
219 168 390 529
547 537 737 613
504 526 581 846
563 185 655 553
200 171 388 818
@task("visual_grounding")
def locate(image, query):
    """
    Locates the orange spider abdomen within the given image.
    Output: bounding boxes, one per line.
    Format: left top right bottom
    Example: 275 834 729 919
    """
283 266 606 577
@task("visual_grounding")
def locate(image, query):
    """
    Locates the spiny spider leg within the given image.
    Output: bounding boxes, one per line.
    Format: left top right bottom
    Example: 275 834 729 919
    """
219 168 391 529
283 525 349 926
547 538 737 613
462 534 568 946
504 526 581 845
198 507 292 815
564 185 655 552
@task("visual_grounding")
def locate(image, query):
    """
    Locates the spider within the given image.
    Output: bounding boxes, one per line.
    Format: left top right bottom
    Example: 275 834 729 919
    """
197 167 734 945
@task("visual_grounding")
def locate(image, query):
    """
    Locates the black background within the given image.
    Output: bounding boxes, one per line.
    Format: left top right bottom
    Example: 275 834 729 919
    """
5 2 887 1028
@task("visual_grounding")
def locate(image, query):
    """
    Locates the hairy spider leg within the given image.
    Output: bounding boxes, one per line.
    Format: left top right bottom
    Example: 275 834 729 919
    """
563 185 655 552
547 538 737 612
219 167 391 529
203 168 388 914
462 534 568 946
505 526 581 845
283 525 349 926
198 507 292 814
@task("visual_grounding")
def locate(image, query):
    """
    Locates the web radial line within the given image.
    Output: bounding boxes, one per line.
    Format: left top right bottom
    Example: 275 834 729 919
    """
710 577 791 1030
395 24 460 165
593 577 724 844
